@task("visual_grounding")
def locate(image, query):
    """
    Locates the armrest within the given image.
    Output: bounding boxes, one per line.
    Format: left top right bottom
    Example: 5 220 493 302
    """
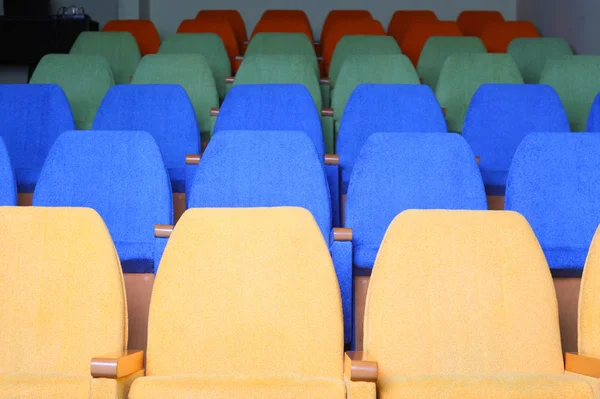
317 56 324 62
475 156 480 165
442 108 447 116
210 108 220 117
91 350 144 379
235 55 244 62
320 78 331 85
322 108 334 117
334 227 352 241
155 224 174 238
186 154 201 165
565 352 600 378
325 154 339 165
225 77 235 84
243 40 249 46
314 40 321 46
344 351 378 382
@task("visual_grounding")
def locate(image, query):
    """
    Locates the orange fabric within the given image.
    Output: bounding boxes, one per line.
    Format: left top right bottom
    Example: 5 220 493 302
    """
103 20 160 55
457 10 505 36
481 21 540 53
261 10 309 21
388 10 438 44
321 10 372 44
178 19 240 71
400 21 463 66
196 10 247 47
251 18 313 41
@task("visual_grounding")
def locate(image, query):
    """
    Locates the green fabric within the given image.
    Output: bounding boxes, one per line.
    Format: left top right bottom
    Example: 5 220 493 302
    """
540 55 600 131
329 36 401 88
159 33 231 101
132 54 219 142
70 32 140 85
436 53 524 133
30 54 114 130
508 38 573 84
417 37 487 89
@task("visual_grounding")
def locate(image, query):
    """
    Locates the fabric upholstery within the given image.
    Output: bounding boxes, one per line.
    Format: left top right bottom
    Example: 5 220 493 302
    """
0 138 16 205
457 10 504 36
177 19 239 71
0 84 74 193
33 131 173 273
337 84 447 193
400 21 463 67
103 19 161 56
195 10 247 47
93 84 200 193
91 370 144 399
505 133 600 275
507 38 573 83
252 18 313 41
322 10 372 42
587 93 600 132
387 10 438 43
70 32 141 84
463 84 570 195
345 133 487 269
132 54 218 142
30 54 114 130
481 21 540 53
0 374 91 399
435 53 523 132
579 226 600 358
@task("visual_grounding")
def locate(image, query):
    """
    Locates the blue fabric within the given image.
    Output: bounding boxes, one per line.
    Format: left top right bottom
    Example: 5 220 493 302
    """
505 132 600 276
345 133 487 270
93 84 200 194
33 131 173 273
0 84 75 193
587 93 600 132
325 163 341 227
0 138 16 205
463 84 570 195
337 84 447 193
330 237 353 342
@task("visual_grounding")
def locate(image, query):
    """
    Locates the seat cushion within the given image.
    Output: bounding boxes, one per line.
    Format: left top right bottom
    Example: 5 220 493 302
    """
0 373 90 399
129 375 346 399
377 374 594 399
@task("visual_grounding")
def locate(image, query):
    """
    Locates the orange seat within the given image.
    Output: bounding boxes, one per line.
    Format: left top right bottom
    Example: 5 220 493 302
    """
251 18 313 41
481 21 540 53
388 10 438 44
178 19 240 72
457 10 505 36
261 9 309 21
400 21 463 66
103 20 160 55
321 10 372 44
195 10 247 48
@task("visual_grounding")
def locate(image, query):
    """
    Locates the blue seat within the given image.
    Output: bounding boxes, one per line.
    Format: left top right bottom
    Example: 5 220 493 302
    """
336 84 447 194
0 137 16 205
93 84 200 194
506 132 600 276
33 131 173 273
345 132 487 271
188 130 352 343
587 93 600 132
463 84 570 196
0 84 74 193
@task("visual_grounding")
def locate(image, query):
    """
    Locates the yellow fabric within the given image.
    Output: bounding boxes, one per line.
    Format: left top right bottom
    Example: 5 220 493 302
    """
344 376 376 399
129 375 345 399
579 225 600 357
91 370 145 399
147 207 343 378
364 210 564 376
0 207 127 376
0 373 90 399
566 372 600 399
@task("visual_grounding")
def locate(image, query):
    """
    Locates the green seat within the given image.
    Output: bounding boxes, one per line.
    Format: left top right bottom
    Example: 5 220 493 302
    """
159 33 231 101
417 36 487 89
30 54 114 130
540 55 600 131
436 53 523 132
70 31 140 85
245 33 319 77
132 54 218 142
508 38 573 84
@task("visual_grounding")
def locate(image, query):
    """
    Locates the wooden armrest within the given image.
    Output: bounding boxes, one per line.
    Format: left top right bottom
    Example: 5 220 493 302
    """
324 154 339 165
243 40 249 45
210 108 220 117
320 78 331 85
441 108 446 116
235 55 244 61
565 352 600 378
313 40 321 46
321 108 334 117
186 154 201 165
419 77 424 84
155 224 174 238
334 228 352 242
91 350 144 378
475 156 480 165
317 56 324 62
225 77 235 84
344 351 378 382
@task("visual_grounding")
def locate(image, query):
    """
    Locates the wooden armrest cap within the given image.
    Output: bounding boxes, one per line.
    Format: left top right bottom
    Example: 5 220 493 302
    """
186 154 201 165
320 78 331 85
155 224 174 238
475 156 480 165
210 108 220 117
344 351 378 382
235 55 244 61
565 352 600 378
321 108 334 117
91 350 144 378
225 77 235 83
441 107 447 116
324 153 339 165
334 227 352 242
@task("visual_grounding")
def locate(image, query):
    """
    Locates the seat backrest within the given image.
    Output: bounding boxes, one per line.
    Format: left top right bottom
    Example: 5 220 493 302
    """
322 10 372 43
436 53 523 132
539 55 600 132
364 209 564 376
587 93 600 132
188 130 331 240
33 131 173 273
103 19 161 55
93 84 200 193
0 84 74 192
147 207 342 377
261 9 309 22
579 226 600 357
387 10 438 43
457 10 505 36
417 36 487 89
70 31 141 84
0 207 127 375
30 54 114 130
214 84 324 159
346 133 487 269
0 138 16 205
196 9 247 47
506 133 600 274
481 21 540 53
463 84 570 193
159 33 231 100
132 54 218 141
337 84 447 192
400 21 463 67
507 38 573 84
251 18 313 41
177 18 239 71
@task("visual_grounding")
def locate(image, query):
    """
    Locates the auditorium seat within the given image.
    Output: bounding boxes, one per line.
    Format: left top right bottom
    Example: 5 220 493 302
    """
399 21 463 67
30 54 114 130
463 84 570 198
363 209 595 399
70 32 141 84
103 19 161 55
457 10 504 36
0 207 143 399
195 10 247 48
579 226 600 360
436 53 523 132
539 55 600 131
321 10 372 45
587 93 600 132
33 131 173 274
0 138 16 205
387 10 438 44
187 130 353 343
251 16 313 41
159 33 230 100
337 84 447 194
508 38 573 83
177 19 239 71
0 84 74 194
481 21 540 53
417 37 487 88
132 54 218 143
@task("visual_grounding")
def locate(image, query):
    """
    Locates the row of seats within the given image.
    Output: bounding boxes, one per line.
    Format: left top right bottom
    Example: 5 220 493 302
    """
3 205 600 398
